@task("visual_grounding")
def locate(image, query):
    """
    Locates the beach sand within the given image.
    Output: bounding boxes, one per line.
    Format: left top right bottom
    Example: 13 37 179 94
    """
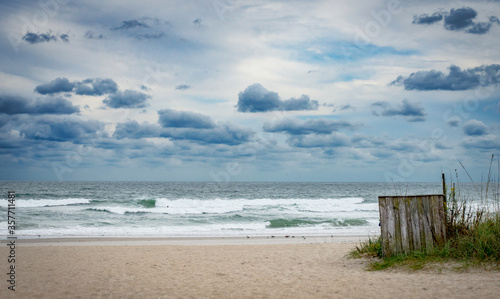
1 237 499 298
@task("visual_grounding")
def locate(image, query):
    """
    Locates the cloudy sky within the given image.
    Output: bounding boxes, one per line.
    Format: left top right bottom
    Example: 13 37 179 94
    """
1 0 499 182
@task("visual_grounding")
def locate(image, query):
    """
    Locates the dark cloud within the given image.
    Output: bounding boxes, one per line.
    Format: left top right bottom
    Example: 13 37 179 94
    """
158 109 216 129
351 134 386 148
35 78 75 95
461 135 500 150
413 7 498 34
329 104 356 112
446 117 461 127
35 78 118 96
413 12 443 24
135 32 165 40
60 33 69 42
0 94 79 115
391 64 500 91
75 78 119 96
34 97 80 115
0 115 9 128
22 32 57 44
140 85 151 91
444 7 477 30
237 83 318 112
84 31 104 39
114 112 253 146
465 22 492 34
113 120 158 139
110 18 166 40
175 84 190 90
112 20 149 30
371 99 426 122
160 124 253 146
286 133 350 148
279 95 319 111
35 78 148 109
22 32 70 44
103 90 150 109
0 95 34 115
263 118 357 135
20 118 102 142
463 119 488 136
237 84 280 112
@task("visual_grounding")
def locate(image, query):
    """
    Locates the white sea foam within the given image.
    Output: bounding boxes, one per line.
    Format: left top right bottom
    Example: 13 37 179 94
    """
11 220 380 238
151 197 371 215
91 206 171 215
0 198 91 208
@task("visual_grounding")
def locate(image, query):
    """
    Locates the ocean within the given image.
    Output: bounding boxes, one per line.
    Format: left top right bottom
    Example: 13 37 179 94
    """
0 181 483 238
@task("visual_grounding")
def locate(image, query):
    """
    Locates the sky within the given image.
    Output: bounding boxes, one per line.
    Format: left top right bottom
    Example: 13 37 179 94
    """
0 0 499 182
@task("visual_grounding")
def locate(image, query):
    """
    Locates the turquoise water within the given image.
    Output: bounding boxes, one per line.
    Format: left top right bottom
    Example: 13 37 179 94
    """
0 181 477 238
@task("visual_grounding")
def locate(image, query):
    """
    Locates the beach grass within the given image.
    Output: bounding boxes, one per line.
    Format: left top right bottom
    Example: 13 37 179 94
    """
351 156 500 271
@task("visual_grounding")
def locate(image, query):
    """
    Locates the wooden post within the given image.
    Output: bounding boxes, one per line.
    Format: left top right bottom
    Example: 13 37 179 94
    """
378 194 446 257
442 173 447 213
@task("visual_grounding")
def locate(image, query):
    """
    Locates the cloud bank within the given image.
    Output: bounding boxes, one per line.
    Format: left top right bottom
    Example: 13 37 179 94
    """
35 77 119 96
22 32 69 44
0 94 79 115
371 99 426 122
103 90 150 109
113 109 253 145
237 84 319 112
35 77 150 109
391 64 500 91
413 7 498 34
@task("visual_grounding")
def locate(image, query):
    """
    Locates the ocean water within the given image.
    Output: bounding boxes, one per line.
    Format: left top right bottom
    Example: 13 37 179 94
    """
0 181 483 238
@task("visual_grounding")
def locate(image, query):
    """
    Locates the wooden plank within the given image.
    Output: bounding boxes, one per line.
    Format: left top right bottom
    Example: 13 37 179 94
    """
410 196 421 251
393 197 402 254
438 195 447 244
406 197 414 251
378 196 390 257
387 198 396 256
430 195 441 245
416 196 426 250
398 197 410 253
421 196 434 252
431 195 446 246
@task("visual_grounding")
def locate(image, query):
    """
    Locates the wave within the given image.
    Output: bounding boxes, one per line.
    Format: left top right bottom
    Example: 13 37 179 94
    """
85 208 113 213
128 197 371 215
266 218 369 228
74 197 375 216
0 197 376 221
0 198 91 208
85 206 169 215
138 199 156 208
13 219 377 237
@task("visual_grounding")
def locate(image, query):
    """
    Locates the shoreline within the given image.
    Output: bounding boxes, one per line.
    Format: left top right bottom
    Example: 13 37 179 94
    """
2 240 499 298
0 234 371 246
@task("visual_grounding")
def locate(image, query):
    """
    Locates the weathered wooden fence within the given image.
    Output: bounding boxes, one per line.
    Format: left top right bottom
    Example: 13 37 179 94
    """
378 194 446 257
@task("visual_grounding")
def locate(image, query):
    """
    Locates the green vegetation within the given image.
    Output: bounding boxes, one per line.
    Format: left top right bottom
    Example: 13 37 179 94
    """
350 155 500 271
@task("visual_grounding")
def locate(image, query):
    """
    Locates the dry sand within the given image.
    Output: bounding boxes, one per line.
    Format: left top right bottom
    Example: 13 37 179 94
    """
1 237 499 298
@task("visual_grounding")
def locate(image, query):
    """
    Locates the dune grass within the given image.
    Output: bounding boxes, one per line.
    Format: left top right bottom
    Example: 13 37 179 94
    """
350 156 500 271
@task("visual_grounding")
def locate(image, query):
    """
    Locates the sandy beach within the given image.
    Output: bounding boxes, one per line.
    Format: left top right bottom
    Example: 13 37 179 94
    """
1 237 499 298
